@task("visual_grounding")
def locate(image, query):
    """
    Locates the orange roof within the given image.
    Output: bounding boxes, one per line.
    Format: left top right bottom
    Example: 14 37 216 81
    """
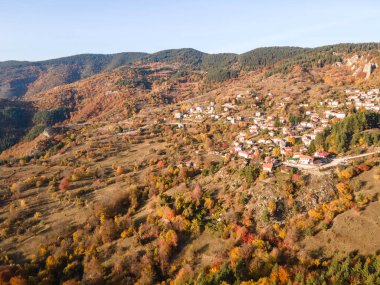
263 163 273 168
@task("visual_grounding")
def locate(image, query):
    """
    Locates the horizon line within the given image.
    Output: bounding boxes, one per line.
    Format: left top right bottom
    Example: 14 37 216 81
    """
1 41 379 63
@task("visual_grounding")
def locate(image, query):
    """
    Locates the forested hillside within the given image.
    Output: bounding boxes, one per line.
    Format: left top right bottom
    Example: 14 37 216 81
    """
0 100 34 152
0 53 148 99
266 43 380 76
312 111 380 153
1 43 378 100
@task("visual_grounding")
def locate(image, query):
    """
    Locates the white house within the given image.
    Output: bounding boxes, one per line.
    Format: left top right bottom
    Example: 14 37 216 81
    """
174 112 183 119
299 155 313 165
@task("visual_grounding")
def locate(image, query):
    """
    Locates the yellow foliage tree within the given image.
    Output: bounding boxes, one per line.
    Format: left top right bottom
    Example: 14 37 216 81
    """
229 247 240 268
336 182 351 195
115 166 124 176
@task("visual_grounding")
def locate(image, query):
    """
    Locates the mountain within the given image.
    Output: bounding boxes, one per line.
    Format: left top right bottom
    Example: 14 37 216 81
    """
0 47 308 99
0 52 148 99
0 43 379 153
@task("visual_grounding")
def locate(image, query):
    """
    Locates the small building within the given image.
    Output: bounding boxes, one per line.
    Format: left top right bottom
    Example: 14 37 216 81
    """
314 151 330 159
299 155 313 165
263 163 274 172
196 106 203 113
238 151 251 159
174 112 183 119
335 112 346 119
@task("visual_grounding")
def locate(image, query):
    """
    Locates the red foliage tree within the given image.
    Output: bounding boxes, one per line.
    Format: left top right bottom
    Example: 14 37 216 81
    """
191 184 202 201
59 177 70 192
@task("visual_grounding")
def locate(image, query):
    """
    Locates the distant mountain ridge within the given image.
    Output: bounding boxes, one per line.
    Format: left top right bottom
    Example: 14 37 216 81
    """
1 43 379 100
0 47 309 99
0 52 148 99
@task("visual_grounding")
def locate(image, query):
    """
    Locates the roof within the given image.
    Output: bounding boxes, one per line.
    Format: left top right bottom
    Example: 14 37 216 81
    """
315 151 330 157
299 155 313 159
263 163 274 169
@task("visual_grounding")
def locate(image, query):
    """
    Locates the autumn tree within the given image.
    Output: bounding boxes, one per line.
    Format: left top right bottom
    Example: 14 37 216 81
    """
59 177 70 192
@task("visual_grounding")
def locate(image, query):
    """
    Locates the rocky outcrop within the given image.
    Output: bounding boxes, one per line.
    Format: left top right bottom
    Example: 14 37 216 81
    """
346 55 360 67
363 62 377 79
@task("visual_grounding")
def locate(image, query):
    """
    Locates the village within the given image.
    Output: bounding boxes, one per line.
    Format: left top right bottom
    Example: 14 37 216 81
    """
172 88 380 174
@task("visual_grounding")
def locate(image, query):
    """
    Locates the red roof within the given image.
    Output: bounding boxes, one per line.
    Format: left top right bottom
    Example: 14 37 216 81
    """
263 163 274 169
315 151 330 157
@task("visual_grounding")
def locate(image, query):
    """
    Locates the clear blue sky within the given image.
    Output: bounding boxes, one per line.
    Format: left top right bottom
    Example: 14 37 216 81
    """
0 0 379 61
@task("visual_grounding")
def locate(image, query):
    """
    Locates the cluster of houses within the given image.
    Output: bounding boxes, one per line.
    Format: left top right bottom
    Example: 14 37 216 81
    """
345 88 380 111
319 88 380 112
171 88 380 173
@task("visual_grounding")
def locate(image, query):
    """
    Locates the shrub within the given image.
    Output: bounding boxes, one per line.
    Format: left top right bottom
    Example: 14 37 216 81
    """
59 178 70 191
357 163 370 172
338 167 356 179
336 183 351 195
115 166 124 176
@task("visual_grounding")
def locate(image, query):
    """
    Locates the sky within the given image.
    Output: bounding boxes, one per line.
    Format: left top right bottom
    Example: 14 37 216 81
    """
0 0 379 61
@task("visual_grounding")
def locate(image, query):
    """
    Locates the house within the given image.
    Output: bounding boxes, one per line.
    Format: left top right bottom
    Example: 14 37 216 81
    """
238 151 252 159
309 134 316 140
281 147 293 157
263 163 274 172
196 106 203 112
314 151 330 159
300 146 308 153
174 112 183 119
314 127 324 134
335 112 346 119
292 152 304 158
299 155 313 165
273 138 284 145
301 135 312 146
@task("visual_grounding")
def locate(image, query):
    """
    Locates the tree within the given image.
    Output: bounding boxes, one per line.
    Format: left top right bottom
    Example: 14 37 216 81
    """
240 165 260 185
274 115 281 128
336 183 351 195
59 177 70 192
115 166 124 176
192 184 203 201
